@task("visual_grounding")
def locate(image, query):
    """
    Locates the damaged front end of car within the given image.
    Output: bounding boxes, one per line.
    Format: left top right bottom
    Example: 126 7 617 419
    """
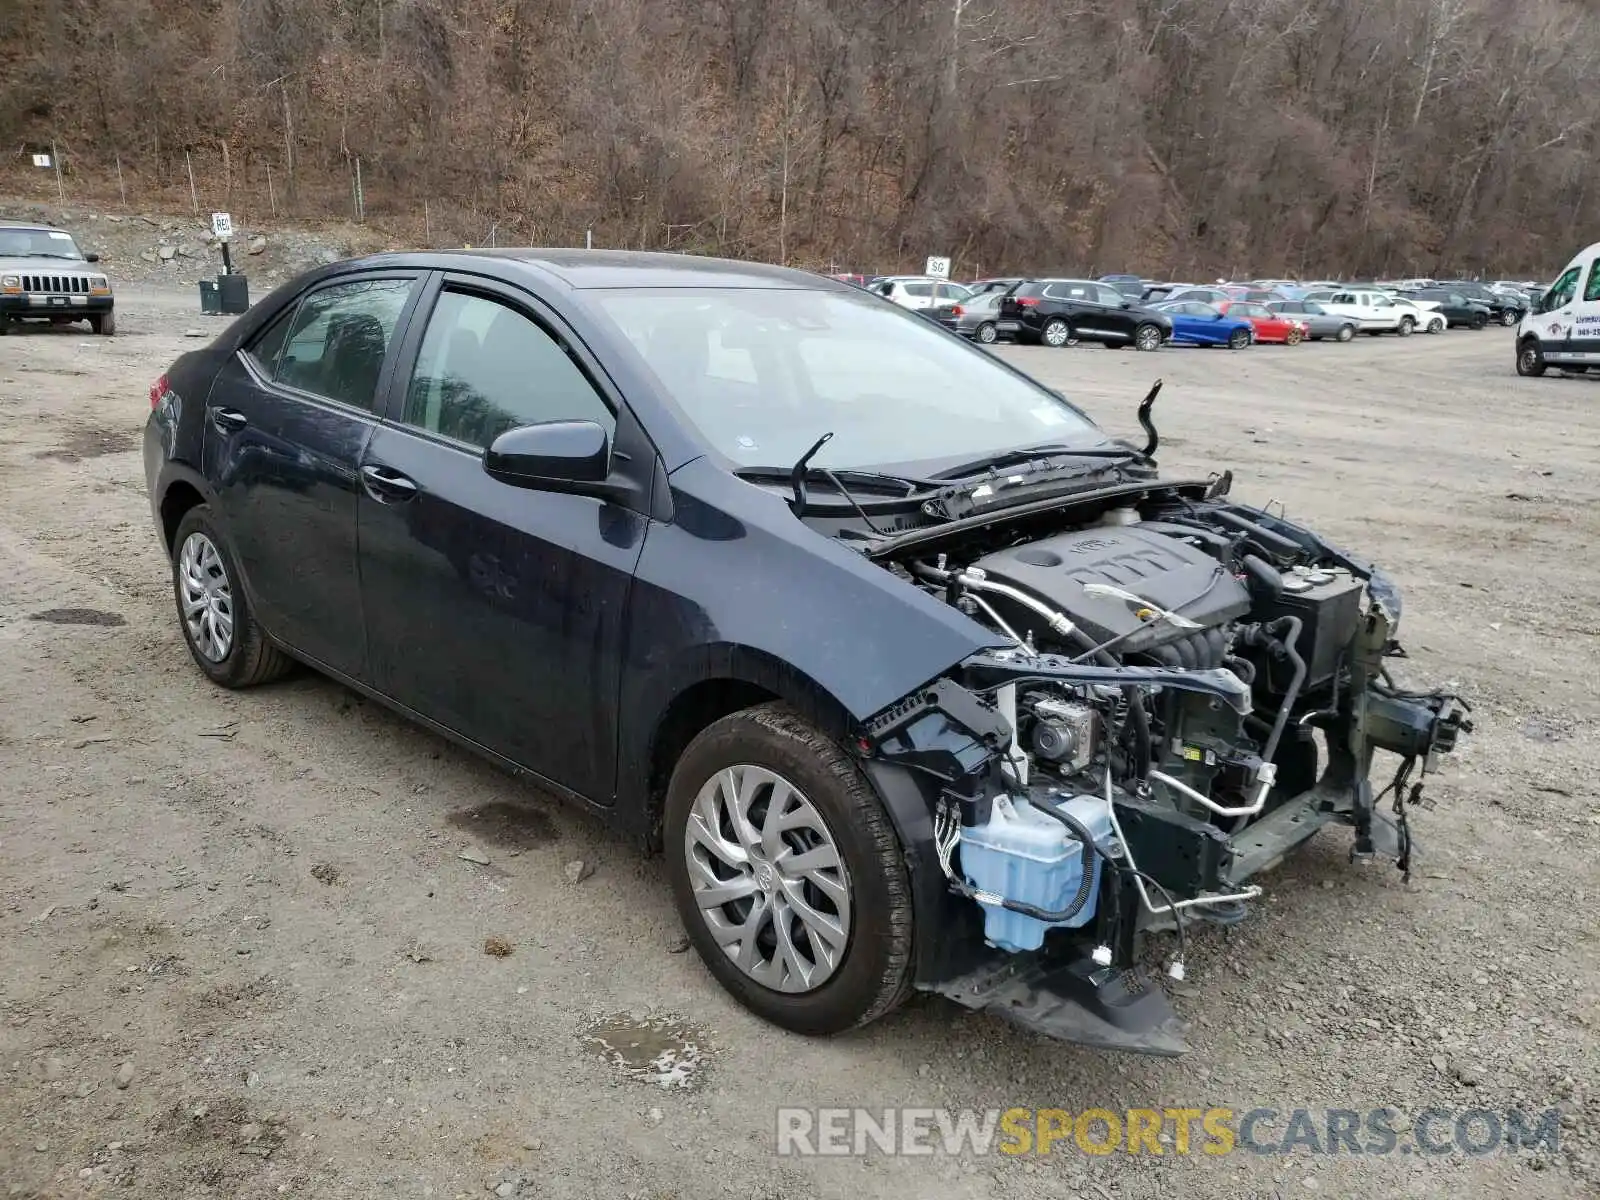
849 476 1470 1056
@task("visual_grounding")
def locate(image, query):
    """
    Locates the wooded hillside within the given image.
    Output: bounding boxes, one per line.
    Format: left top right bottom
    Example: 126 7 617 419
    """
3 0 1597 278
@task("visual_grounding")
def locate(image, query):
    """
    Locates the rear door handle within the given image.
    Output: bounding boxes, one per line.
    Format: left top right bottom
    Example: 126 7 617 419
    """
210 407 248 433
360 463 419 503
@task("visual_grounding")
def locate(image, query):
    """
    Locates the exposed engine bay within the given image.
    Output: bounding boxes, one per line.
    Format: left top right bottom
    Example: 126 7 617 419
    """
837 429 1471 1055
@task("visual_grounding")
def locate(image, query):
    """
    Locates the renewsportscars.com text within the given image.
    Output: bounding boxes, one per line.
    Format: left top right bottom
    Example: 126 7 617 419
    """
774 1106 1562 1158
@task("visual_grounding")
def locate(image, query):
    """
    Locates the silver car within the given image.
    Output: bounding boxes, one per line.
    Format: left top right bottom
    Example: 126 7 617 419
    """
0 222 115 335
1266 299 1356 343
930 290 1007 343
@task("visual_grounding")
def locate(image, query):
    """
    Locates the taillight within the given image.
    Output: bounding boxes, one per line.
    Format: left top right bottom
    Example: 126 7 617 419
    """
952 305 964 317
1015 296 1039 307
149 373 168 410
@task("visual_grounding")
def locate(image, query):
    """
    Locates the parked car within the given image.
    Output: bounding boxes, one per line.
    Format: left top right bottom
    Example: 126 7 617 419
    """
1514 241 1600 376
998 278 1172 350
1215 300 1307 344
1402 288 1491 329
930 290 1008 343
872 276 972 312
965 277 1024 298
1163 286 1232 305
1098 273 1148 298
1264 299 1356 342
1314 290 1415 335
1387 296 1447 334
142 249 1468 1055
1150 300 1254 349
1439 281 1525 326
0 220 116 335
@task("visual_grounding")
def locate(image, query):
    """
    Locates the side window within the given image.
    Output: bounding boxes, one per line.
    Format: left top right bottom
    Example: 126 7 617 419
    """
903 282 933 298
245 305 296 377
1544 267 1579 311
402 290 613 449
1095 285 1125 306
1583 262 1600 303
275 278 413 410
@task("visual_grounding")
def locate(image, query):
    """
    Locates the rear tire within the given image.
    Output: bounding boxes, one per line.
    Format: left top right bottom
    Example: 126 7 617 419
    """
1133 323 1163 352
664 703 914 1036
1471 313 1488 330
1041 318 1073 348
975 321 998 345
1516 339 1547 377
171 505 294 688
1227 328 1250 350
1500 309 1519 327
1335 324 1356 343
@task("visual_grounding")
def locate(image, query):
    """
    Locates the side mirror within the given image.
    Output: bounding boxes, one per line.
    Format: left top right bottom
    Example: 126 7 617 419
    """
484 419 613 493
85 252 100 263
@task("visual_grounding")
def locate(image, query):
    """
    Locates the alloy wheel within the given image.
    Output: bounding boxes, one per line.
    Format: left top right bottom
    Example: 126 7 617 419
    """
1501 310 1518 326
976 322 997 344
178 532 234 662
1042 320 1071 348
683 764 852 994
1134 325 1162 351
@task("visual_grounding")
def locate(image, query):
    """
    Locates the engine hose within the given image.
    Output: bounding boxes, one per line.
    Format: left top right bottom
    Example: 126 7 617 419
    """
1259 616 1306 763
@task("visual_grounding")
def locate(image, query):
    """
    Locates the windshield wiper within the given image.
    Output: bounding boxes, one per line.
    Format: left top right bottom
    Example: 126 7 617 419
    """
933 442 1140 480
25 253 84 261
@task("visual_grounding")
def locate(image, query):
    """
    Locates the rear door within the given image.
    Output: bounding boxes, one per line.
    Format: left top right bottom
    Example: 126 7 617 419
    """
356 272 647 801
203 272 423 678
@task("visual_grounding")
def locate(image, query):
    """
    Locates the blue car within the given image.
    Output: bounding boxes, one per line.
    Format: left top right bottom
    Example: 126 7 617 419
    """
1152 300 1254 349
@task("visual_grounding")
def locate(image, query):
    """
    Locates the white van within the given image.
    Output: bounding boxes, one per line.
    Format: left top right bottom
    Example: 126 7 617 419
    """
1514 242 1600 376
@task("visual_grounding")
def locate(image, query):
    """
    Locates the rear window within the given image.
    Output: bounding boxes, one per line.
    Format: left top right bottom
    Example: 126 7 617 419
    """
1013 282 1048 298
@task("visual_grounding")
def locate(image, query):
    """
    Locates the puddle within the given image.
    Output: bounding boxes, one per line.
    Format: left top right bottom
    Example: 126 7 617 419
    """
582 1012 712 1090
29 607 126 627
34 426 138 462
445 801 558 849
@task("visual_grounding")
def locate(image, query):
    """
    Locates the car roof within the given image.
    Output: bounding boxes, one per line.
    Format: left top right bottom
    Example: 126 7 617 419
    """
338 248 849 292
0 220 65 232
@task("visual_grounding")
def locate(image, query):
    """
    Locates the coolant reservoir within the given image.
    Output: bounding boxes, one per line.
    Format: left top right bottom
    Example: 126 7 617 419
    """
959 793 1113 952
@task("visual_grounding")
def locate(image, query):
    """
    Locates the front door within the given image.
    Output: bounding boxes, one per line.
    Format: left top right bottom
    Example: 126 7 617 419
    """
356 274 647 801
1565 258 1600 361
1536 264 1582 363
203 273 421 678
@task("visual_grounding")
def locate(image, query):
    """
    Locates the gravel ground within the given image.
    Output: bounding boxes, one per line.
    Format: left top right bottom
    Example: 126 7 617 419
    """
0 288 1596 1199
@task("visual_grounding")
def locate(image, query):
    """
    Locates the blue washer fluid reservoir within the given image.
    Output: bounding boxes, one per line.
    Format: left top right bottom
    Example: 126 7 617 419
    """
959 792 1113 953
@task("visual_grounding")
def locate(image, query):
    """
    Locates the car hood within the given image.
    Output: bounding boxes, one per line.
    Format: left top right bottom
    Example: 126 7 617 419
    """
0 256 97 274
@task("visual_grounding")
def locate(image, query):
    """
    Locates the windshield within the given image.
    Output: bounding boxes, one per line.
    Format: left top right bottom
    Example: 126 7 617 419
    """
588 287 1106 471
0 227 84 259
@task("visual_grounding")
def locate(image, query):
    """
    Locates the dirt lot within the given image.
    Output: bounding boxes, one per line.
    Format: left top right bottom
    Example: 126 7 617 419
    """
1 290 1596 1200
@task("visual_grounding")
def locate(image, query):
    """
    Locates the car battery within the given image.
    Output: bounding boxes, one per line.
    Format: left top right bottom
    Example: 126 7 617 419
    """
1256 566 1365 688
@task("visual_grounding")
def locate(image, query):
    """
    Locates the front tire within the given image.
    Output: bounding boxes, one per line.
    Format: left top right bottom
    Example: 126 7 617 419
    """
1285 327 1304 346
1471 313 1489 330
1396 316 1415 337
664 703 913 1036
1133 323 1163 352
91 310 116 336
1500 309 1519 327
171 506 293 688
975 321 998 345
1516 339 1547 377
1427 316 1446 334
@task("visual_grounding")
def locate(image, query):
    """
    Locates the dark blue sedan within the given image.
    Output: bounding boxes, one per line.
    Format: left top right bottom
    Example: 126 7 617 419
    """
1152 300 1254 349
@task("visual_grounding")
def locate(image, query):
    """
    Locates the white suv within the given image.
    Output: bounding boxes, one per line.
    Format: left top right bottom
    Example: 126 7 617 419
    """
872 276 972 312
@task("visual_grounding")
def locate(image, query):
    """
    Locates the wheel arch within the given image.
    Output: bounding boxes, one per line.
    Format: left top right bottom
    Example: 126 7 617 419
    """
625 648 858 850
156 467 215 556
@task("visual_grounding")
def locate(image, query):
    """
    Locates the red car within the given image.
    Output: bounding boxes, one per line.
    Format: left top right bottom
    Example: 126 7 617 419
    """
1216 300 1306 345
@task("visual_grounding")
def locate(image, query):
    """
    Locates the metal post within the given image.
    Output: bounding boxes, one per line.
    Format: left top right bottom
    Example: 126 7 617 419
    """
220 240 233 276
424 200 431 245
52 140 64 204
586 227 593 250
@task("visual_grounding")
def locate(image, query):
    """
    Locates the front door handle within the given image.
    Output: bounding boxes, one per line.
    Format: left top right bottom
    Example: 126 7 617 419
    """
210 407 248 434
360 463 419 503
